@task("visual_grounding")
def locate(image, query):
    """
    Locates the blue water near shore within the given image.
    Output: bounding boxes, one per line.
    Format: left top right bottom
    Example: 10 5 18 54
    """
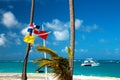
0 60 120 78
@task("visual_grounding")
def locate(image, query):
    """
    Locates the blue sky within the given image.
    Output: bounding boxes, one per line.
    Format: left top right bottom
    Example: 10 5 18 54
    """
0 0 120 60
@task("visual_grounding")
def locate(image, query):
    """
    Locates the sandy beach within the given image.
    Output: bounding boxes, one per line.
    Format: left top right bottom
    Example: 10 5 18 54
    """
0 73 120 80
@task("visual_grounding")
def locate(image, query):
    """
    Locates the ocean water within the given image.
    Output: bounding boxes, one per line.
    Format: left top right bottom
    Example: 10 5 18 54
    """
0 60 120 78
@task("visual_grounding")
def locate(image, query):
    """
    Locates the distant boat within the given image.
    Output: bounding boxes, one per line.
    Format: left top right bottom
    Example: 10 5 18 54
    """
36 69 44 73
35 68 44 73
81 58 99 66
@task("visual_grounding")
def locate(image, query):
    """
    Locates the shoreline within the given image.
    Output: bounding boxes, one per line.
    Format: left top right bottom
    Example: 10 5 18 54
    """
0 73 120 80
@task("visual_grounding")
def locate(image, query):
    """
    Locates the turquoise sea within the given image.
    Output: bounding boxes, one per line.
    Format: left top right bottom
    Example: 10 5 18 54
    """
0 60 120 78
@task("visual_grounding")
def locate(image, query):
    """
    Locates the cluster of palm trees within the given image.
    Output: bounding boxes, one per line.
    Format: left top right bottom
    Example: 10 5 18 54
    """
21 0 75 80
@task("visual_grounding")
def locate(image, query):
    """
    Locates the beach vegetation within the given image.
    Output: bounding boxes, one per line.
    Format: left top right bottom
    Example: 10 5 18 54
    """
34 46 72 80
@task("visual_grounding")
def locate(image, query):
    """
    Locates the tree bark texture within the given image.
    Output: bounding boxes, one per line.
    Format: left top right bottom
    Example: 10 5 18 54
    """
69 0 75 80
21 0 35 80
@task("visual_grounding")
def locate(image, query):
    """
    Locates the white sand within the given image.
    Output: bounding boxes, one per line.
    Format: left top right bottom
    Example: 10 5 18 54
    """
0 73 120 80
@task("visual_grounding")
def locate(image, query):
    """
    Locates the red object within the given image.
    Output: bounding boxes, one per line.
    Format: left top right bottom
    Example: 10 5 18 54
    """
30 23 34 27
34 29 39 34
38 31 49 40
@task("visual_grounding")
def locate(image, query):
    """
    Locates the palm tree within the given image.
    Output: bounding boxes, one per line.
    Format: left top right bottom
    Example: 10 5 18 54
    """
34 46 72 80
69 0 75 80
21 0 35 80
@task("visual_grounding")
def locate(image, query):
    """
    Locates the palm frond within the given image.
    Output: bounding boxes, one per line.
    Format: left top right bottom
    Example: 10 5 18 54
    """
34 46 71 80
34 58 51 63
66 46 72 59
36 46 58 57
34 58 59 69
38 60 53 68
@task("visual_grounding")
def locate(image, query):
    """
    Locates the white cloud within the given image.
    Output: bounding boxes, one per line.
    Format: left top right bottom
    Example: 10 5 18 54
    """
21 27 29 36
15 38 21 45
8 31 17 38
75 19 83 29
45 18 82 31
0 34 6 46
1 11 18 28
53 30 69 41
44 18 82 41
81 24 99 32
44 19 69 41
45 19 67 31
7 31 22 45
21 26 37 36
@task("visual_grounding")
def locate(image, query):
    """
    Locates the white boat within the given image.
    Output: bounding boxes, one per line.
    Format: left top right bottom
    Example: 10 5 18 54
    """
81 58 99 66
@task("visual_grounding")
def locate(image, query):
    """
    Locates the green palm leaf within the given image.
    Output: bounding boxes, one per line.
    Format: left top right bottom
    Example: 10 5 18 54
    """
36 46 58 57
66 46 72 59
34 46 71 80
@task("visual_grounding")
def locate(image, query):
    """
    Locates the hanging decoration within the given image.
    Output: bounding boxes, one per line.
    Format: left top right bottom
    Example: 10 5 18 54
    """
24 35 35 44
23 23 50 44
27 28 33 33
33 25 40 34
38 31 50 40
27 23 34 32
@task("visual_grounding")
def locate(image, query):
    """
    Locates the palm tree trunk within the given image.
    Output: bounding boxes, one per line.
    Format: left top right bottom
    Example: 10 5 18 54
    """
21 0 35 80
69 0 75 80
